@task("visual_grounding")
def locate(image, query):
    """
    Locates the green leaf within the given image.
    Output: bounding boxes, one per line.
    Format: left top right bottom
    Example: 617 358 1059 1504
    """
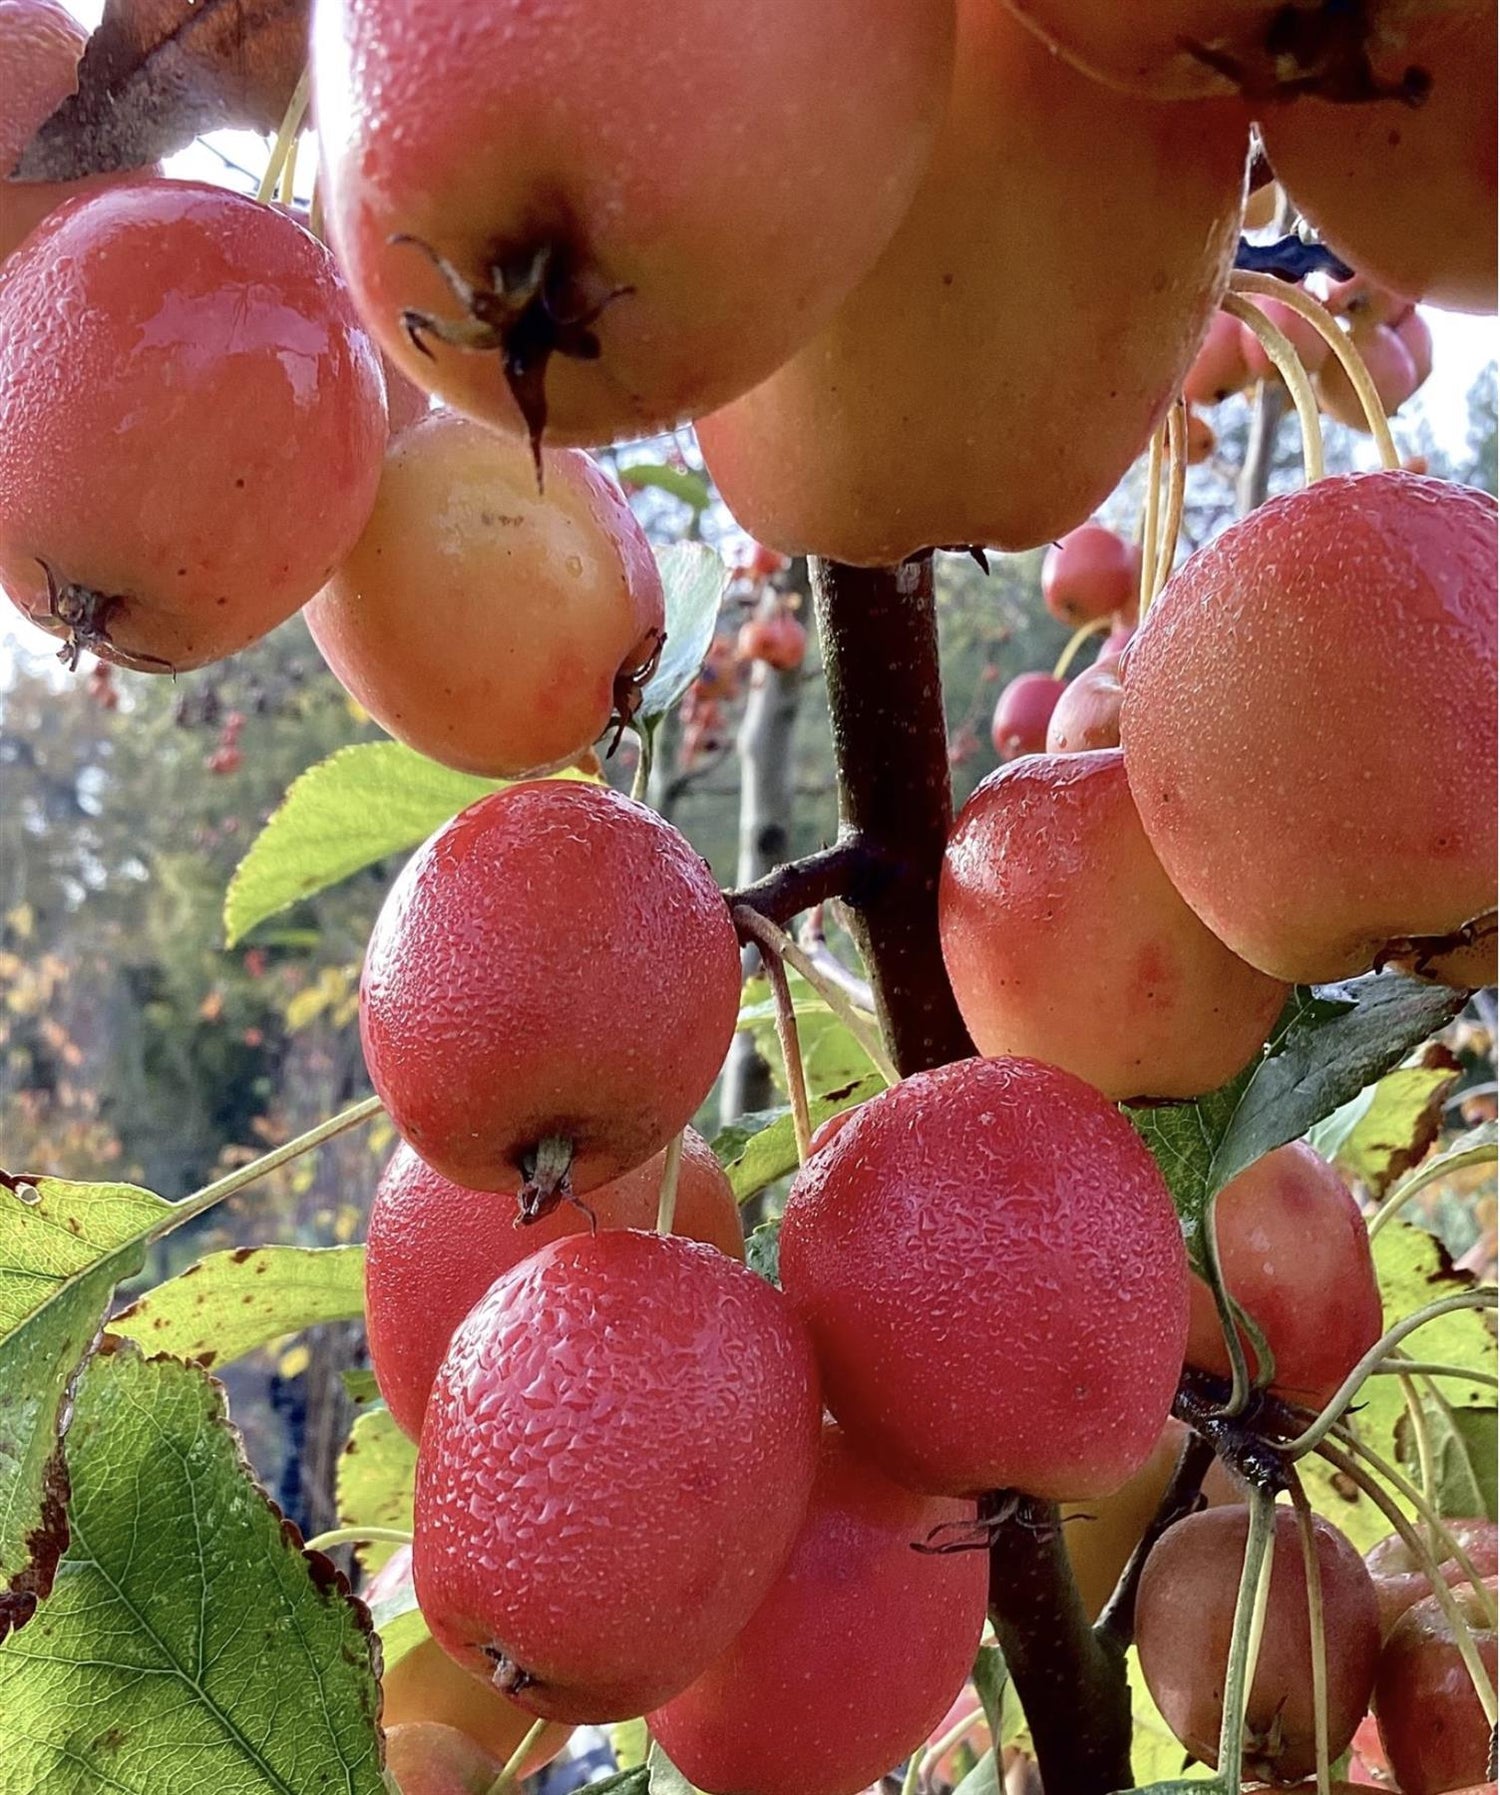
952 1750 1002 1795
0 1173 170 1634
610 1718 650 1772
619 463 713 512
637 544 728 731
1131 975 1464 1255
567 1771 649 1795
336 1404 417 1577
1378 1121 1498 1221
342 1367 381 1404
1307 1045 1461 1194
740 976 876 1101
646 1740 709 1794
111 1245 366 1369
223 741 509 946
971 1641 1008 1740
1398 1399 1498 1522
713 1076 883 1204
1127 1646 1214 1786
744 1217 781 1287
0 1345 384 1794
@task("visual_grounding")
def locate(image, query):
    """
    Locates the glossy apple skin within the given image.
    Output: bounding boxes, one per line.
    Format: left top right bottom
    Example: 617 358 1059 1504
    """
1183 309 1251 406
1137 1505 1382 1783
779 1055 1188 1500
366 1131 743 1439
1121 471 1498 985
1063 1420 1189 1621
940 751 1288 1101
1374 1582 1499 1795
1046 658 1125 753
1186 1142 1383 1409
1367 1521 1499 1638
360 781 743 1194
307 411 664 778
1043 524 1142 626
384 1722 501 1795
414 1231 821 1724
697 0 1248 562
1259 12 1497 312
991 673 1066 760
312 0 954 445
0 180 386 672
647 1426 989 1795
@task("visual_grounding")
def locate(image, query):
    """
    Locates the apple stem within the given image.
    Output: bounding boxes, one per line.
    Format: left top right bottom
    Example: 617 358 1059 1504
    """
302 1525 412 1554
1050 616 1110 682
1221 291 1327 483
256 67 311 206
1229 272 1400 469
1153 398 1189 595
1199 1195 1275 1416
1213 1487 1276 1782
1316 1434 1499 1725
1284 1287 1500 1456
487 1717 549 1795
1137 423 1165 622
1394 1368 1442 1557
732 908 812 1163
1287 1473 1333 1795
655 1129 684 1237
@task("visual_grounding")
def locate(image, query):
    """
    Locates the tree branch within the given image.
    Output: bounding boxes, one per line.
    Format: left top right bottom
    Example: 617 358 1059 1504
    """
812 556 1131 1794
724 838 885 931
809 555 974 1073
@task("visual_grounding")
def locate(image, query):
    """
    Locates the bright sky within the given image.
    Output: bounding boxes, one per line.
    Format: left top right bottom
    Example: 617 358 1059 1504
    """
1 6 1494 672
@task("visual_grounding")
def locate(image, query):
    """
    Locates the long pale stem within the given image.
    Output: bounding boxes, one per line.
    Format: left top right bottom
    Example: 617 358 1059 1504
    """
1284 1289 1499 1456
1229 272 1400 469
1137 422 1165 621
487 1718 549 1795
1052 617 1110 680
1316 1436 1497 1724
1215 1490 1277 1781
256 67 311 205
655 1130 685 1236
303 1525 412 1555
734 908 812 1162
1153 398 1189 597
1219 292 1325 483
1288 1475 1331 1795
735 905 896 1085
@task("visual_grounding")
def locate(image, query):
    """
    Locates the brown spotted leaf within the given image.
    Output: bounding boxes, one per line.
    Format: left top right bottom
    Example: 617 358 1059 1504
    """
110 1243 365 1368
12 0 309 182
0 1173 169 1640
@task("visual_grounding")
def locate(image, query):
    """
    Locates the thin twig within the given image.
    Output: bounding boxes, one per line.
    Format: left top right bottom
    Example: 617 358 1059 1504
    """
733 909 812 1161
1096 1430 1216 1648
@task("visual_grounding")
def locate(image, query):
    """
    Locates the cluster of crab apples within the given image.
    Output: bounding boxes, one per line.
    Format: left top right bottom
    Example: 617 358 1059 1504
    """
1 0 1496 1789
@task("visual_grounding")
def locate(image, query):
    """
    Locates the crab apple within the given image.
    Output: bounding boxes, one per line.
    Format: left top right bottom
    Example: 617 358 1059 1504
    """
0 180 385 673
1375 1582 1499 1795
1184 310 1252 407
1042 524 1142 627
1396 308 1435 389
1186 1143 1382 1409
383 1723 501 1795
1324 276 1414 329
779 1056 1188 1500
940 752 1288 1102
1238 294 1332 382
736 611 808 672
362 780 741 1201
995 0 1457 101
1185 407 1217 464
381 353 432 436
695 0 1247 564
1121 471 1498 986
991 673 1066 760
1137 1505 1382 1783
0 0 155 266
1314 323 1419 430
1259 10 1497 312
306 412 664 778
1367 1522 1499 1639
648 1424 988 1795
312 0 953 453
1062 1420 1190 1621
1046 657 1125 754
366 1131 742 1439
414 1230 821 1723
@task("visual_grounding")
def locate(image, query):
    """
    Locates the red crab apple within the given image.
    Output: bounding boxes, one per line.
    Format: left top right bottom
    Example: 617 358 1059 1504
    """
1042 523 1142 626
1314 323 1419 430
991 672 1065 759
940 750 1288 1100
366 1131 743 1439
1185 1142 1383 1410
383 1723 502 1795
1120 471 1498 985
648 1425 989 1795
1237 294 1332 382
312 0 955 447
360 780 742 1200
1183 309 1251 406
413 1230 821 1723
1136 1504 1382 1783
0 180 386 672
1374 1581 1499 1795
778 1054 1189 1500
1367 1521 1499 1638
1045 656 1125 753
